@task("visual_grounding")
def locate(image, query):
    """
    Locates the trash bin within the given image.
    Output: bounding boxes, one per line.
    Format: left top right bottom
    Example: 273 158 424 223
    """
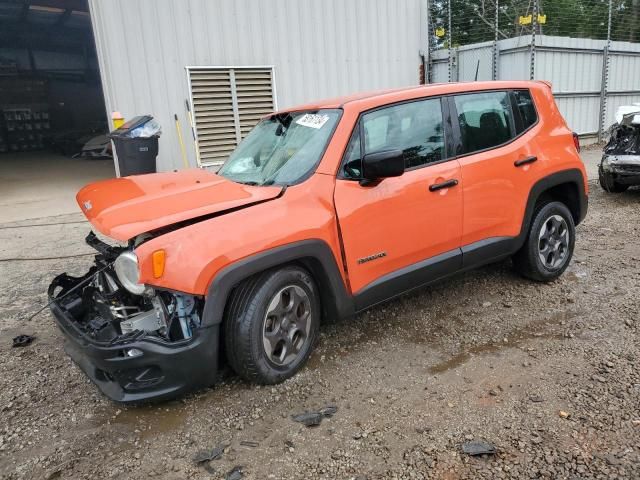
109 115 161 176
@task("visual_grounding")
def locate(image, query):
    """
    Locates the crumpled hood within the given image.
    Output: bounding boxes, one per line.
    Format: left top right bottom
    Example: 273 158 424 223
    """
76 169 282 241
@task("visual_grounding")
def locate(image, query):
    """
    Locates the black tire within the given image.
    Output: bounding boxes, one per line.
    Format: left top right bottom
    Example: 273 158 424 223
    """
513 201 575 282
599 166 629 193
223 265 320 384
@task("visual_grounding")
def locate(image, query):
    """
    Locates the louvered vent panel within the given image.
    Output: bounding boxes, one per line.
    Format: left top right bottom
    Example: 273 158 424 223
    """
234 69 275 137
188 67 275 167
189 70 235 164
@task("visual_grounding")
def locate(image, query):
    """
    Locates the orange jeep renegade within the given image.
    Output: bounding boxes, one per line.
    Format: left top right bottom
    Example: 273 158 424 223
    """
49 81 588 403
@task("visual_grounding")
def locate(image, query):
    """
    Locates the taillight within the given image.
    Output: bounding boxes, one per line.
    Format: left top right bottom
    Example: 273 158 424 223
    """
572 132 580 153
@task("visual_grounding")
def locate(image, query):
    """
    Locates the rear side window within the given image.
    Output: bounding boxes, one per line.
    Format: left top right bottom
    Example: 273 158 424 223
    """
453 91 514 155
362 98 445 169
513 89 538 133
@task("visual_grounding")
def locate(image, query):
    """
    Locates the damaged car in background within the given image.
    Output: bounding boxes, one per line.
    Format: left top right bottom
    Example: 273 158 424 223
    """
599 104 640 193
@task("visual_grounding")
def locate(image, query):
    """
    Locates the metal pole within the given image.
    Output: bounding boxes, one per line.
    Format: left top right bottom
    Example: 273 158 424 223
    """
448 0 452 82
426 0 433 83
599 0 613 141
530 0 538 80
493 0 499 80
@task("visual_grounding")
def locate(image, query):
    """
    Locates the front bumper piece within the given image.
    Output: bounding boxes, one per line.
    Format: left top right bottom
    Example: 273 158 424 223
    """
601 154 640 185
48 272 219 404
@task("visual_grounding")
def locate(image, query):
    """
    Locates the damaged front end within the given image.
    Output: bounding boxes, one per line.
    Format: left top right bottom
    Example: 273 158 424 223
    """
600 108 640 190
48 232 219 403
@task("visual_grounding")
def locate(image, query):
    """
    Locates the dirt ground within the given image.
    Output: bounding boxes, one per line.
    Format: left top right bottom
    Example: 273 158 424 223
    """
1 150 638 480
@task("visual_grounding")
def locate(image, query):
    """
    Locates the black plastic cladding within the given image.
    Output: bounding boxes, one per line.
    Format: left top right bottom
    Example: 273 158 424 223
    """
201 169 587 326
48 273 219 404
202 239 355 326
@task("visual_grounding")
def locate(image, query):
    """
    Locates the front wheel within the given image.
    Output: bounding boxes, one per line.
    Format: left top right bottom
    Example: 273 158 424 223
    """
223 266 320 384
513 201 575 282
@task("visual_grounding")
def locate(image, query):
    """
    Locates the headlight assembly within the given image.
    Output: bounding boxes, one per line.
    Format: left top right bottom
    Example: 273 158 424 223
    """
114 251 146 295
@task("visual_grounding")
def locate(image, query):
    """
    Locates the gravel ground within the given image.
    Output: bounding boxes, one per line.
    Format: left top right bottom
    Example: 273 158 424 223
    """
1 150 639 480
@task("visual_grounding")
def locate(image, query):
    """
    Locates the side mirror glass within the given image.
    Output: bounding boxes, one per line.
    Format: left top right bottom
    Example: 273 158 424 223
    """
361 149 405 183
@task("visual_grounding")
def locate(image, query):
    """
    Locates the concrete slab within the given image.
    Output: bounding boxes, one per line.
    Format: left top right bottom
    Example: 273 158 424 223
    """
0 152 115 224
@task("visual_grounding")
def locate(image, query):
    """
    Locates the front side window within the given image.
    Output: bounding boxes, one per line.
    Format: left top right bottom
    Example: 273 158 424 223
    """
363 99 445 170
513 89 538 133
219 109 341 186
342 99 445 178
342 129 362 179
454 91 514 155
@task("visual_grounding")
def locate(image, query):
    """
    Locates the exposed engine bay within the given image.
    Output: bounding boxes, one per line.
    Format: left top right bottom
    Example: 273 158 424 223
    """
604 116 640 156
49 232 202 345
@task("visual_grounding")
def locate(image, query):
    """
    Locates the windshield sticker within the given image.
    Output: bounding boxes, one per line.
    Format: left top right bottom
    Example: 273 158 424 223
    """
296 113 330 129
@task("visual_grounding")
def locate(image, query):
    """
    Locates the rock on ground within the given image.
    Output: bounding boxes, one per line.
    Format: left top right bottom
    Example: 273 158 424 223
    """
1 160 639 479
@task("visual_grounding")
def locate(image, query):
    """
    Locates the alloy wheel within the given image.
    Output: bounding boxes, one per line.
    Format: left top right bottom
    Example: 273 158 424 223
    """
262 285 312 366
538 214 570 270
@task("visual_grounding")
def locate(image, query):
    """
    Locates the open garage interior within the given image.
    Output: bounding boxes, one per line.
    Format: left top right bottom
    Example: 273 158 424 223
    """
0 0 114 223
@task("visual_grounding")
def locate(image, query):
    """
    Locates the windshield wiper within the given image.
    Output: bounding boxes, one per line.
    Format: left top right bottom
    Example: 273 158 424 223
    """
234 180 281 187
236 180 261 186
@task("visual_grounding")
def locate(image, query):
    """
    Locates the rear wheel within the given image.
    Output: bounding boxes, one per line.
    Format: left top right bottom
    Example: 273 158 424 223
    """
223 266 320 384
513 201 575 282
599 166 629 193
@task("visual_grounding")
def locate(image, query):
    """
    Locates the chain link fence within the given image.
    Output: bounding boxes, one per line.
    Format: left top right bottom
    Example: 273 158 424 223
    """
427 0 640 140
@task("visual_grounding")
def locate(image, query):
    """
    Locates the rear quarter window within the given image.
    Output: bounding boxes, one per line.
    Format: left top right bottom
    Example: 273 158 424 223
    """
513 89 538 133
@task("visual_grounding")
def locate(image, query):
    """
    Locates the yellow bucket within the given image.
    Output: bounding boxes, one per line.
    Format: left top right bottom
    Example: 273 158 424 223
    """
111 111 125 130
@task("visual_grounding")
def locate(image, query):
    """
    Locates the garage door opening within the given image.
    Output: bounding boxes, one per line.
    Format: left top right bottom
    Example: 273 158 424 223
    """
0 0 114 223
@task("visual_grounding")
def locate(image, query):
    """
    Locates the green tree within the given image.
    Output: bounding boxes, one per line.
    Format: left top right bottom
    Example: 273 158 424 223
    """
429 0 640 47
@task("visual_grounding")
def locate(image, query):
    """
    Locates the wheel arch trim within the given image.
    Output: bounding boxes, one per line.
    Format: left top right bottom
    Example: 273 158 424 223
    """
201 239 354 327
517 168 587 249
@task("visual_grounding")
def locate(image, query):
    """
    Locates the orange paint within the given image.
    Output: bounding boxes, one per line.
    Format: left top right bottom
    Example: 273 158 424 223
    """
76 169 281 242
76 81 586 298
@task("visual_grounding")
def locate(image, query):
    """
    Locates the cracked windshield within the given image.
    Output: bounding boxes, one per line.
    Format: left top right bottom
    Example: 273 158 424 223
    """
218 109 341 186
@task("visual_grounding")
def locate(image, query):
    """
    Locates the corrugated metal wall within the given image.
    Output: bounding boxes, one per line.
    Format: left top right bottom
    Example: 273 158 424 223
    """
456 41 494 82
430 49 449 83
431 35 640 138
89 0 428 173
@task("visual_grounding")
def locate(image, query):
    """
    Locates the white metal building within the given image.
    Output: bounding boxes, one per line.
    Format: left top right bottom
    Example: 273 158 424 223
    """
89 0 429 173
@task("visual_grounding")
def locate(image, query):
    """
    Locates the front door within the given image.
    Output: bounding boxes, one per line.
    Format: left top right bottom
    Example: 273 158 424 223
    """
334 97 464 309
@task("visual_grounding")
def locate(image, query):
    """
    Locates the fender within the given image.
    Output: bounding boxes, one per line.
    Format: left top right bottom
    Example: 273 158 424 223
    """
201 239 354 326
518 168 588 241
462 168 589 269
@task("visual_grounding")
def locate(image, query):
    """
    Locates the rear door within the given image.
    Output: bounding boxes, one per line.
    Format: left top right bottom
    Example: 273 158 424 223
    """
334 97 463 307
449 89 540 263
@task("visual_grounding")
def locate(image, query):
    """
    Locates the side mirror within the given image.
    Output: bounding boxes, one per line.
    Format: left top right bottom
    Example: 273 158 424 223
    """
361 149 405 184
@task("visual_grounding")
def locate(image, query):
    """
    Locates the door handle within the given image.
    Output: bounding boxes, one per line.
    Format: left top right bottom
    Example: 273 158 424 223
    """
429 178 459 192
514 156 537 167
